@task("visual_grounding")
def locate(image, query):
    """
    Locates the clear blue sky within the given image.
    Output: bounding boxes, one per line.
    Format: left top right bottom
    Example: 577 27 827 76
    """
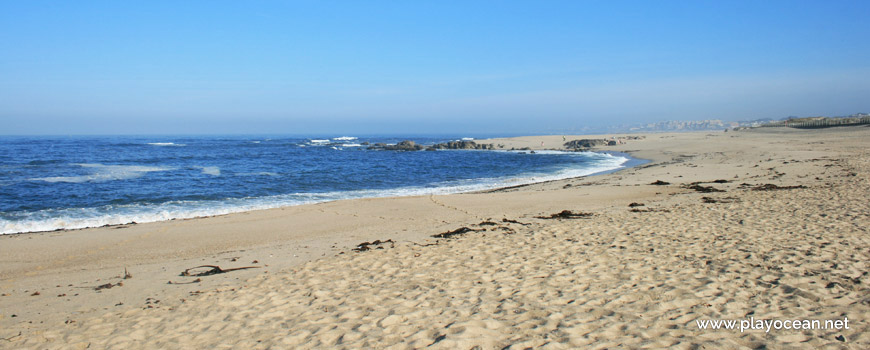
2 1 868 135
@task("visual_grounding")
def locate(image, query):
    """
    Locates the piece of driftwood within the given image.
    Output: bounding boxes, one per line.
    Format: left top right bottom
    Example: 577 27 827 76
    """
95 282 122 291
168 278 202 285
180 265 260 277
629 208 672 213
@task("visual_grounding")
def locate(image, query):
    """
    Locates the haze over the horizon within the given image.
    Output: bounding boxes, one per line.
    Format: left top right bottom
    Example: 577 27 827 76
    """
2 1 869 135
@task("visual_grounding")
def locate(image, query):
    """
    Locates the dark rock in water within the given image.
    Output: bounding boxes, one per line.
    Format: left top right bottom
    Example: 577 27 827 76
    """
360 141 370 145
650 180 671 185
391 140 424 151
429 140 494 150
369 140 494 151
564 139 607 149
370 140 424 151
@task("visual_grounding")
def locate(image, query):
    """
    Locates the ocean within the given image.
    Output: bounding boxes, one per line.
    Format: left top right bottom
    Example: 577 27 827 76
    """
0 135 630 234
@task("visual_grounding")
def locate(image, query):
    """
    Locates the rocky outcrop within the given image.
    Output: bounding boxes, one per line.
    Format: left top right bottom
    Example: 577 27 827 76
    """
368 140 494 151
429 140 493 150
374 140 424 151
564 139 607 149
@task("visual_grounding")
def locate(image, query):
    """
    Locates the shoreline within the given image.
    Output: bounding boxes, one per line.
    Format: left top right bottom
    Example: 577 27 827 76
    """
2 127 868 348
1 146 636 236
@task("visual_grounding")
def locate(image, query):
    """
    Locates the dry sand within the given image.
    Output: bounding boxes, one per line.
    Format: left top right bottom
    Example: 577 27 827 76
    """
1 127 868 349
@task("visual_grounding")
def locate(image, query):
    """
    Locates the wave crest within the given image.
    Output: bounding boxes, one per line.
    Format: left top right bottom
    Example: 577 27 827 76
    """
29 164 173 183
147 142 186 147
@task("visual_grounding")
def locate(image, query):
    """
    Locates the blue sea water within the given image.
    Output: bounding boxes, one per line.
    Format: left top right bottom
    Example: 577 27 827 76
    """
0 135 629 234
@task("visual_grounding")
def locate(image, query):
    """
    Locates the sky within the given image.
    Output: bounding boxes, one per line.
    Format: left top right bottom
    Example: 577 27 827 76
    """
1 1 869 135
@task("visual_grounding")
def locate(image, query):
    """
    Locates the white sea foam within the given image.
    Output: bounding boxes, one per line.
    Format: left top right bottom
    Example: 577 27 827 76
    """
333 136 357 141
198 166 221 176
310 139 330 143
147 142 186 147
3 152 629 234
461 137 474 141
503 149 581 155
29 164 173 183
342 143 362 147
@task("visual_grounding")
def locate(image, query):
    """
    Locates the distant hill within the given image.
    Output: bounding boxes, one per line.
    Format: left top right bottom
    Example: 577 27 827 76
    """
754 113 870 129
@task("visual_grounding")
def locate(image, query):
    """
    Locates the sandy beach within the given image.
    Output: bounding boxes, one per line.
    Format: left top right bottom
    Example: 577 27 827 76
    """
1 127 868 349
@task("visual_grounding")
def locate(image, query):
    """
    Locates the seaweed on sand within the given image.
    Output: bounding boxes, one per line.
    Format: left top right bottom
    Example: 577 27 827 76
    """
536 210 593 219
180 265 261 277
431 227 484 239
